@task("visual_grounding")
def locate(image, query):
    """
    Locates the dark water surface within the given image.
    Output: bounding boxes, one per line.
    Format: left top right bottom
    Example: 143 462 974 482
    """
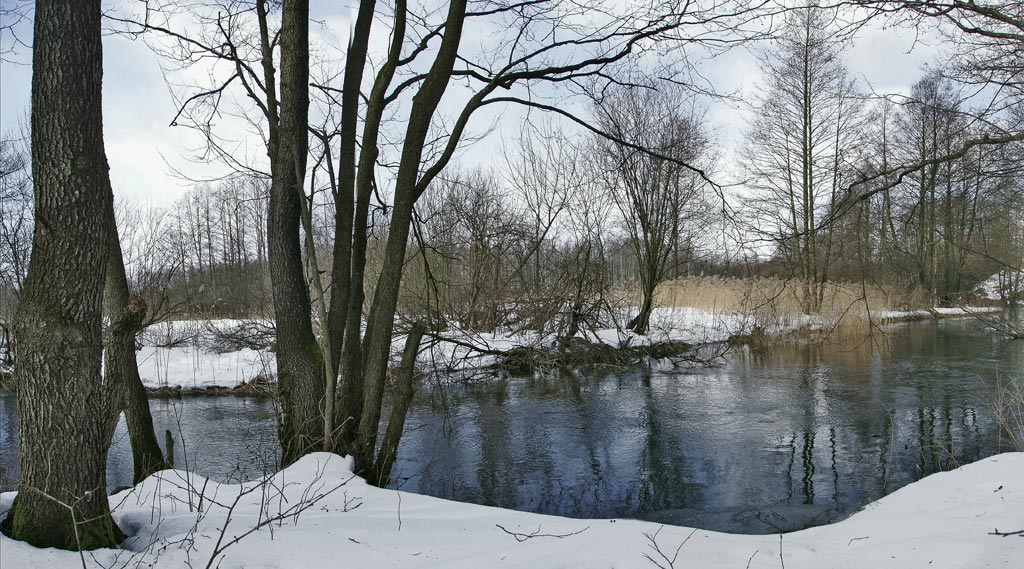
1 318 1021 533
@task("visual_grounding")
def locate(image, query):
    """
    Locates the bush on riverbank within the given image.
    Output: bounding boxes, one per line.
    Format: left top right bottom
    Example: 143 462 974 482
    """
994 379 1024 450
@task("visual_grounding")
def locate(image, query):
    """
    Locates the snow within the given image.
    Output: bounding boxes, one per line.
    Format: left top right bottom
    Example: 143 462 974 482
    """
978 269 1024 302
136 345 274 390
876 306 1003 319
133 304 1003 390
134 319 277 389
1 451 1020 568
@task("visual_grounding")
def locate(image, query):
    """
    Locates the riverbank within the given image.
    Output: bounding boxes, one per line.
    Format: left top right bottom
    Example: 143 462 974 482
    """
1 451 1020 568
0 304 1005 396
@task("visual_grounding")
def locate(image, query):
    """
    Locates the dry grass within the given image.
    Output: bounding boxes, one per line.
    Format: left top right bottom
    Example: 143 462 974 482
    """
993 378 1024 451
655 275 932 340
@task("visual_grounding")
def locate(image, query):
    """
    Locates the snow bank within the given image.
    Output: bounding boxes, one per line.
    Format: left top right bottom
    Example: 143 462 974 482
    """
135 319 277 389
876 306 1003 320
136 345 274 389
978 269 1023 302
134 304 1003 389
1 452 1020 568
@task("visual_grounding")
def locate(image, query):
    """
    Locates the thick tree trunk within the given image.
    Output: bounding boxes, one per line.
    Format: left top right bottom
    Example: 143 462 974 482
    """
628 285 655 335
267 0 323 465
6 0 122 550
103 226 169 484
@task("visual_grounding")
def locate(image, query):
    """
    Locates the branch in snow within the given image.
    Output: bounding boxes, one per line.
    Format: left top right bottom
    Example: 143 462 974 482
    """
495 523 590 543
642 526 697 569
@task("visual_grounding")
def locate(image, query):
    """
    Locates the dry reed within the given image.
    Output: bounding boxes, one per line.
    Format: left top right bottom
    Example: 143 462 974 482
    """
993 378 1024 451
654 275 933 340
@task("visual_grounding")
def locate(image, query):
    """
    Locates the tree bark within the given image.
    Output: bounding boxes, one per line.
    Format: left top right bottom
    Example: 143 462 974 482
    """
6 0 122 550
355 0 467 471
327 0 377 378
103 222 169 484
369 321 425 487
267 0 323 466
629 286 655 335
335 0 407 455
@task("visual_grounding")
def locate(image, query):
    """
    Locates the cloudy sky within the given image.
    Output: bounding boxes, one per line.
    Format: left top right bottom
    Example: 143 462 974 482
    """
0 2 942 206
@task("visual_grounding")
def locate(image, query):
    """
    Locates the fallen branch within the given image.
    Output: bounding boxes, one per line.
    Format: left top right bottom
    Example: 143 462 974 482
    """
495 523 590 542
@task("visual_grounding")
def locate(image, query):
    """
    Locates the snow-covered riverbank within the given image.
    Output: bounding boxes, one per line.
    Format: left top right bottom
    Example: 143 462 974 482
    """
127 305 1003 392
1 451 1021 568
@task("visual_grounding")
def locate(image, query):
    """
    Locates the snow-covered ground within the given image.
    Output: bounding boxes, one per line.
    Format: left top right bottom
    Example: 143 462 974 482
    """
133 304 1003 390
136 345 273 390
1 451 1020 568
875 306 1003 320
978 269 1023 302
135 319 277 389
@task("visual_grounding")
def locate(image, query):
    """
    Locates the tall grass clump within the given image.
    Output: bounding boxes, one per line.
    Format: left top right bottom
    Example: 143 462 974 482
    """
993 378 1024 450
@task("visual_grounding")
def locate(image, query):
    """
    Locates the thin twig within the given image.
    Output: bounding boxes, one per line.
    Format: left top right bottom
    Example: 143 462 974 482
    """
495 523 590 542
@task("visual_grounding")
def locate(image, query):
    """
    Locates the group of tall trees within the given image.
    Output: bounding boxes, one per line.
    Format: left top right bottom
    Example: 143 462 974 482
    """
119 180 272 317
744 4 1024 308
744 7 861 312
2 0 1022 552
857 72 1021 304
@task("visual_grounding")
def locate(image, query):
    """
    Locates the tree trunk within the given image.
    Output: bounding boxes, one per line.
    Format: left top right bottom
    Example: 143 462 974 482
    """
5 0 122 550
103 223 169 484
629 284 655 335
335 0 407 454
369 321 426 487
327 0 377 379
267 0 324 466
354 0 467 473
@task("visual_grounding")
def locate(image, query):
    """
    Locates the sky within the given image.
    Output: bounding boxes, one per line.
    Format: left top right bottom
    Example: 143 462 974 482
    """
0 1 943 207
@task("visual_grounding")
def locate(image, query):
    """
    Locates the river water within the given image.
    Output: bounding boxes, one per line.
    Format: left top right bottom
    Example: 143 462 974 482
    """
1 317 1021 533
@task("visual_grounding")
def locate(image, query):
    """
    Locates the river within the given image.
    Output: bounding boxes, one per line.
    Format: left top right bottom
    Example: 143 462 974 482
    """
1 317 1021 533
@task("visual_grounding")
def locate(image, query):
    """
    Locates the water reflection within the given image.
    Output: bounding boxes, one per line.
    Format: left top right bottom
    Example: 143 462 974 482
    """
0 318 1019 534
0 396 278 490
393 319 1021 533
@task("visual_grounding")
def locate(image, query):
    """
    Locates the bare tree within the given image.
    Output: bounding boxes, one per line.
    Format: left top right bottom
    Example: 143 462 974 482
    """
0 132 32 366
743 5 864 312
504 122 582 294
594 82 713 334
